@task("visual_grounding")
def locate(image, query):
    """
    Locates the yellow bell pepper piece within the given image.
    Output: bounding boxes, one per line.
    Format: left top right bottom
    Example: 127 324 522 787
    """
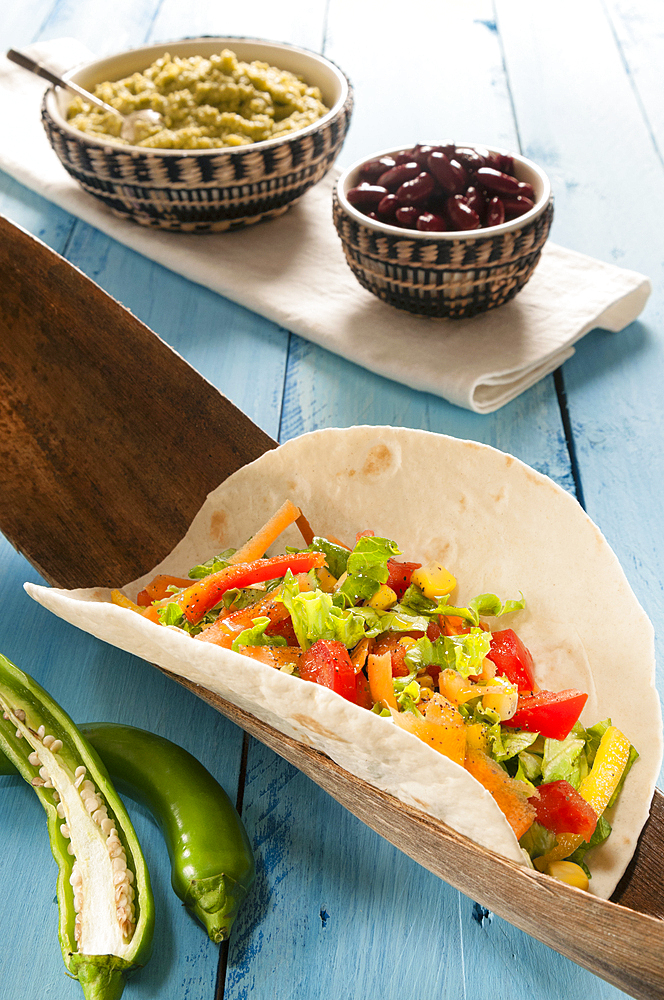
535 725 631 870
111 589 143 613
411 562 456 600
465 722 490 753
316 566 338 593
366 584 398 611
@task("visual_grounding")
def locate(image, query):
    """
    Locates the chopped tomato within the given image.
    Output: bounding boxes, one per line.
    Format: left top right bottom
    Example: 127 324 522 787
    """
354 671 374 710
465 749 536 839
486 629 535 691
265 616 299 646
356 529 375 541
529 780 598 842
386 559 422 599
507 689 588 740
300 640 357 702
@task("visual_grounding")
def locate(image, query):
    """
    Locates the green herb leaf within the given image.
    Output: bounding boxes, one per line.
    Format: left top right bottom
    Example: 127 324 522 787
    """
437 592 525 627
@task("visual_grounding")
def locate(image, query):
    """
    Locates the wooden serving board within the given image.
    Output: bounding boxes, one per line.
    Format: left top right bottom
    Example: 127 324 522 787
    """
2 214 663 1000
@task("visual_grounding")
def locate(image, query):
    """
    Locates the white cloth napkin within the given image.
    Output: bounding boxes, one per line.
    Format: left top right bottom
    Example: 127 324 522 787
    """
0 40 652 413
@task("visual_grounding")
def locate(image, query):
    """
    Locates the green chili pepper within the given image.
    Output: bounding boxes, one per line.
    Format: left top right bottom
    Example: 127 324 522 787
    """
0 654 154 1000
0 719 256 943
76 722 255 942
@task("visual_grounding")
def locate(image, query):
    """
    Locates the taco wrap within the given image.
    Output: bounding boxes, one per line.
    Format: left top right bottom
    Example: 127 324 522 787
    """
24 427 662 899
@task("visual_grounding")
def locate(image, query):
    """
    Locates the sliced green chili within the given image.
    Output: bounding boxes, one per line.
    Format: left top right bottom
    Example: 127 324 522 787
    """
0 720 256 943
0 654 154 1000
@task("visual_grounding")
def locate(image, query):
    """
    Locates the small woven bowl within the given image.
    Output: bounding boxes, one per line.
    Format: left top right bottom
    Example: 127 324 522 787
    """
42 37 353 233
333 144 553 318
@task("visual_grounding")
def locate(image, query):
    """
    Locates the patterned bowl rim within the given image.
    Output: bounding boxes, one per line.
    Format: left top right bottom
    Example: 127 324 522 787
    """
335 143 552 240
43 35 351 156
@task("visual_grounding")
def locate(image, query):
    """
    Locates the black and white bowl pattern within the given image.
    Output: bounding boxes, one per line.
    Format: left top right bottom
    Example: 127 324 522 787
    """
42 38 353 233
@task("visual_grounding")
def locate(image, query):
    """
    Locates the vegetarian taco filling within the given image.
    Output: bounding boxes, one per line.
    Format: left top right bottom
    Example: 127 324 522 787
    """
111 500 638 889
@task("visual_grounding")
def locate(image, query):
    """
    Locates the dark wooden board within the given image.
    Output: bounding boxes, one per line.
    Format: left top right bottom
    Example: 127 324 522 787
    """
0 214 276 588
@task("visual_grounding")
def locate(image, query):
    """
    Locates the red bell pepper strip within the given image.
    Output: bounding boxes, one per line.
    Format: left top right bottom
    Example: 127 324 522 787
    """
507 689 588 741
529 779 598 841
176 552 325 624
386 560 422 600
486 628 535 691
300 639 357 702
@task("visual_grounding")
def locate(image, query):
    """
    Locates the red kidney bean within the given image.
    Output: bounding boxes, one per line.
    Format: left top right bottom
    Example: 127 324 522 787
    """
485 196 505 227
396 171 435 206
359 156 397 183
395 150 418 165
446 194 481 230
377 193 399 219
378 162 421 191
454 147 487 172
427 152 467 194
347 183 389 208
475 167 521 195
416 212 448 232
463 185 484 217
395 205 419 227
485 150 515 174
517 180 535 200
501 195 535 220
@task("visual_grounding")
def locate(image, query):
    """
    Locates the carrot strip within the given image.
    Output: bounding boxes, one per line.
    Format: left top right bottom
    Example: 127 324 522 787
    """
229 499 302 565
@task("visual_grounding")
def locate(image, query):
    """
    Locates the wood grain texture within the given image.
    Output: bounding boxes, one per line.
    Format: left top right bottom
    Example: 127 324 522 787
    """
0 216 276 587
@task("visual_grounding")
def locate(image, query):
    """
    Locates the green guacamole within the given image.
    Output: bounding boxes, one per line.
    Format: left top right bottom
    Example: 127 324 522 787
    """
66 48 330 149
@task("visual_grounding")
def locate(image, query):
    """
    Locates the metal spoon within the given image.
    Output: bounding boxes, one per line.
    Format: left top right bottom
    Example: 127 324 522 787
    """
6 48 162 143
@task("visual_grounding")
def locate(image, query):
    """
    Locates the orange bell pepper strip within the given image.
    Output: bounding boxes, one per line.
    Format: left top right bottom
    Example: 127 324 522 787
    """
465 749 536 839
175 551 326 625
136 575 192 606
392 695 467 766
367 651 398 710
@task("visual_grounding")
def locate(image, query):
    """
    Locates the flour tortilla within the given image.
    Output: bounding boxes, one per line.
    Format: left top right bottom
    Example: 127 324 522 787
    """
25 426 662 898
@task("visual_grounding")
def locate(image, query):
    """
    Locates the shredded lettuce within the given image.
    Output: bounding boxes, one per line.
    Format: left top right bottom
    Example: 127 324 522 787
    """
520 822 556 858
489 727 539 763
231 617 287 652
353 606 429 638
437 592 525 627
398 584 438 617
333 536 400 609
308 537 350 579
279 570 365 651
188 548 237 579
397 680 422 716
541 730 587 788
404 628 492 678
566 814 613 876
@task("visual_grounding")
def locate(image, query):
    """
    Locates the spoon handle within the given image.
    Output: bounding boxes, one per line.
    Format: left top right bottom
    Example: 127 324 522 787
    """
6 48 119 116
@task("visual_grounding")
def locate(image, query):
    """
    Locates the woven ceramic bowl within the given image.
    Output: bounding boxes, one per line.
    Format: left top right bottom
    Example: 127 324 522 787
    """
42 37 353 233
333 144 553 318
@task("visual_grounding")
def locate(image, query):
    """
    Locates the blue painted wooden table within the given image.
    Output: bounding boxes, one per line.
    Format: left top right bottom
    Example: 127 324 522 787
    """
1 1 663 997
